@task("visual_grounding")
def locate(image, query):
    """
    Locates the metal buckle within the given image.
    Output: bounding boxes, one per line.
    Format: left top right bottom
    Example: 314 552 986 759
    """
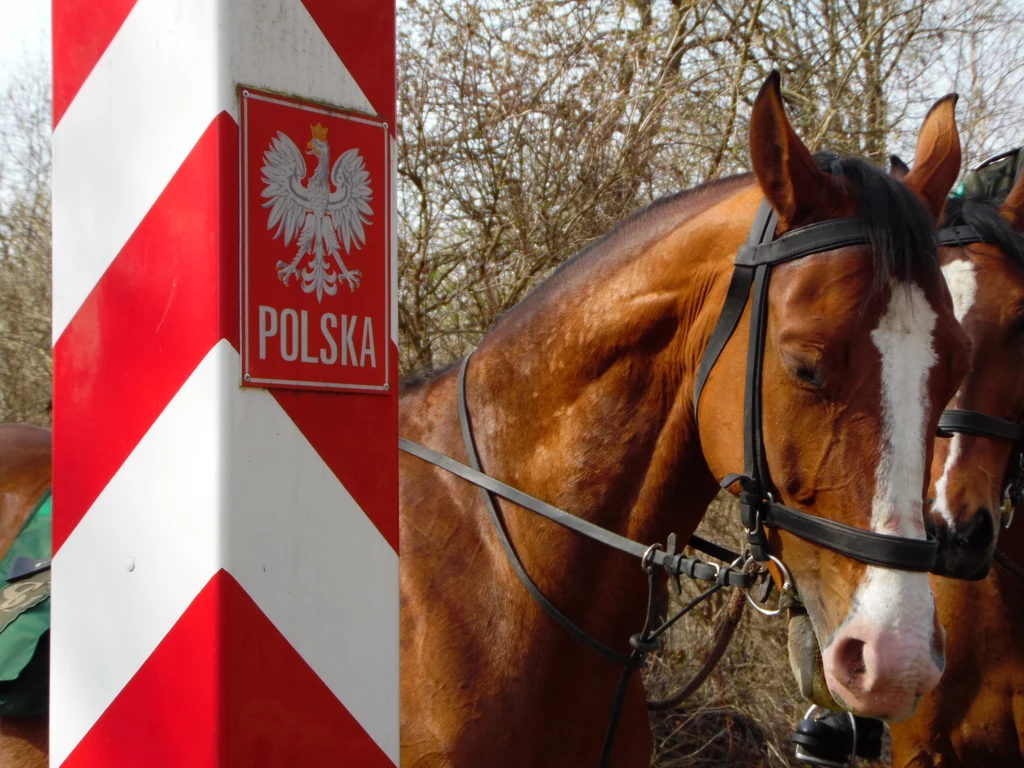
793 705 857 767
743 491 772 535
641 542 663 572
744 554 797 617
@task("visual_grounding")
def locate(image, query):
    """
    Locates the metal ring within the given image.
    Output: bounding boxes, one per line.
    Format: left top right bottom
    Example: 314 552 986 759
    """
743 554 795 617
848 711 858 763
640 543 663 572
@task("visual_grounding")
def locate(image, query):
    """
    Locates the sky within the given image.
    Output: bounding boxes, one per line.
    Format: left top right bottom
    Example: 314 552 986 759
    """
0 0 51 85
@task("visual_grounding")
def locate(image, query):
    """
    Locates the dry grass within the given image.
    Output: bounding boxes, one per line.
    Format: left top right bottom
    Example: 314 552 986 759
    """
643 494 892 767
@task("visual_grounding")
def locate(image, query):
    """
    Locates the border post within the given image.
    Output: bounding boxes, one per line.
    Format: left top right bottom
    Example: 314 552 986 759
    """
51 1 399 764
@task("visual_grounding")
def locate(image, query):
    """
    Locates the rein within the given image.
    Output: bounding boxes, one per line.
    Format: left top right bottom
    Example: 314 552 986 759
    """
401 356 762 767
399 194 946 766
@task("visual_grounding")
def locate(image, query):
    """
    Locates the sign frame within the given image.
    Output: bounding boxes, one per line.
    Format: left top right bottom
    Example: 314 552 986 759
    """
240 87 391 394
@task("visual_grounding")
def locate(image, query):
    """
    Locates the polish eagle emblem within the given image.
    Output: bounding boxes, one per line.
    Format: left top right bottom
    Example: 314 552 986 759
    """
260 122 373 301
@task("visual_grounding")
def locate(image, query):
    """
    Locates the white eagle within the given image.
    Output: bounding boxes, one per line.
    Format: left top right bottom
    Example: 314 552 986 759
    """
261 122 373 301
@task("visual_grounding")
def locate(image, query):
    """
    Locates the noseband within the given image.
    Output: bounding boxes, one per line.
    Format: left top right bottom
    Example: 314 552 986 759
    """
693 198 939 571
935 224 1024 523
399 193 944 766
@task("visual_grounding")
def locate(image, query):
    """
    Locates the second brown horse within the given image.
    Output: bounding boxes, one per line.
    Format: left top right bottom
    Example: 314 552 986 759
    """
886 157 1024 766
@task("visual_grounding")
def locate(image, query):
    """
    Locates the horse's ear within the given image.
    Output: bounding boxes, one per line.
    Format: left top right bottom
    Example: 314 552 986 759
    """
889 155 910 180
902 94 961 221
998 165 1024 233
749 70 842 231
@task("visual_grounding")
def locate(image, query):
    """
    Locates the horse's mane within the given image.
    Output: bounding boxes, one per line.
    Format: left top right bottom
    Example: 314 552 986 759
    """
401 153 939 391
825 154 939 295
942 195 1024 272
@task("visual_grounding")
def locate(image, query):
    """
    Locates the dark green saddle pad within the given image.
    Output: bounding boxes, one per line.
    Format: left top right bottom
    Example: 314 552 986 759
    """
0 489 52 717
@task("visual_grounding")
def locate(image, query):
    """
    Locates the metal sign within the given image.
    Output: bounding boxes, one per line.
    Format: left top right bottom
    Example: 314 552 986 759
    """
241 88 390 392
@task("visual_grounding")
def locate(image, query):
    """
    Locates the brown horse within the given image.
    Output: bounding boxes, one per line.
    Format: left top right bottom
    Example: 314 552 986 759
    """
884 161 1024 766
0 424 51 768
399 73 969 767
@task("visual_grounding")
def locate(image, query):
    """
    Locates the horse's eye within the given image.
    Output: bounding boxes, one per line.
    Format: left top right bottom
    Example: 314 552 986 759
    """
794 365 824 388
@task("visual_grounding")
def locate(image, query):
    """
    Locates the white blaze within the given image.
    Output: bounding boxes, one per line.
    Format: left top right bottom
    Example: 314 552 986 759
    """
933 259 978 526
844 283 938 644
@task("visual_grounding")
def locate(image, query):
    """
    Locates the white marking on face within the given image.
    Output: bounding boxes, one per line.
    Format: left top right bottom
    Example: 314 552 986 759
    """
846 283 938 639
933 260 978 527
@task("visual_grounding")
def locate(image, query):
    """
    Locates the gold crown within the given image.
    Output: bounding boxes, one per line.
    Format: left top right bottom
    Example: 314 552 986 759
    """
310 122 328 141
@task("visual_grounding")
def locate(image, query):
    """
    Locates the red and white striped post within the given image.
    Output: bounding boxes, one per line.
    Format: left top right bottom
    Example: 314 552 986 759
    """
51 2 398 764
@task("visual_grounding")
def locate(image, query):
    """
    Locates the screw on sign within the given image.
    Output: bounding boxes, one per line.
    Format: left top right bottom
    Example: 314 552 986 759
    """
241 89 391 392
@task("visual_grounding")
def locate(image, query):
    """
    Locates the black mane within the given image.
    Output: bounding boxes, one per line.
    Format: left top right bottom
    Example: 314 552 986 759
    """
941 195 1024 271
818 153 939 294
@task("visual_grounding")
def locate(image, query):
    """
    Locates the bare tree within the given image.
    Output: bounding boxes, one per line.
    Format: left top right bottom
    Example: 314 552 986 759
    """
397 0 1024 381
0 59 52 427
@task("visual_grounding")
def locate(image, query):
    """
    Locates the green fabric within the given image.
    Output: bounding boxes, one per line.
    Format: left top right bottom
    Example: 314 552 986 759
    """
0 490 51 716
955 148 1023 203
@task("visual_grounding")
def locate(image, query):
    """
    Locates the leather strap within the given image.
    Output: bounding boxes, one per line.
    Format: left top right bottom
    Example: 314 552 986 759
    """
763 503 937 571
937 410 1024 442
400 437 753 591
735 218 868 266
993 548 1024 581
692 200 777 414
453 357 637 667
400 355 759 768
688 535 741 564
937 225 986 247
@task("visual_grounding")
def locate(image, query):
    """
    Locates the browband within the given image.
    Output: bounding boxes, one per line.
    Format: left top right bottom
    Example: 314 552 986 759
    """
735 218 869 267
937 224 986 247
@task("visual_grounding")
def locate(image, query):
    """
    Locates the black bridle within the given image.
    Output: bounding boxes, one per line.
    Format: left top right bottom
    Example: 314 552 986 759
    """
399 194 945 766
693 198 939 571
935 224 1024 522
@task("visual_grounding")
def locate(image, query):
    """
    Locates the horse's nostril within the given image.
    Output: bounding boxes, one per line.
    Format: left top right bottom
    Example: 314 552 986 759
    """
835 638 867 687
962 508 995 554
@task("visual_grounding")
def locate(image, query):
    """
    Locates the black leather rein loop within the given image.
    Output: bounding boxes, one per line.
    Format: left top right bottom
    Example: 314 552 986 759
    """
450 355 636 668
400 355 758 768
399 356 755 666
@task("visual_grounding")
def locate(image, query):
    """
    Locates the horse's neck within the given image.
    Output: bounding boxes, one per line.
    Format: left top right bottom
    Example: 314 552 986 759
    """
459 188 757 545
399 185 757 753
